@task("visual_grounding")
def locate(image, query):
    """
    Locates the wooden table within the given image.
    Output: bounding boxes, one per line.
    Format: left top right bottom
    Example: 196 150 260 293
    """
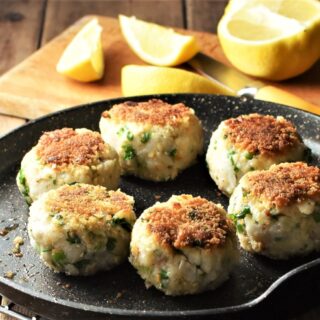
0 1 319 319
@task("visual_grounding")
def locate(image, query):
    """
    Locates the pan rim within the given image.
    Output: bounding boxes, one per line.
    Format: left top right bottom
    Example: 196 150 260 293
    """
0 93 319 317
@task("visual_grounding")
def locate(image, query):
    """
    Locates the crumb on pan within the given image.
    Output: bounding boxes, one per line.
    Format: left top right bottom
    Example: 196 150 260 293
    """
12 236 24 257
4 271 16 279
13 236 24 245
0 223 19 237
0 229 8 237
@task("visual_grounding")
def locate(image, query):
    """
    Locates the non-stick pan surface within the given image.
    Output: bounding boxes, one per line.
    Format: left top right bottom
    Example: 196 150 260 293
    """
0 94 319 320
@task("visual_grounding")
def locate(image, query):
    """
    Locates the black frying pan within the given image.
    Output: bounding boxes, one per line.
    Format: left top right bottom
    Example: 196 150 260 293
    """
0 94 319 320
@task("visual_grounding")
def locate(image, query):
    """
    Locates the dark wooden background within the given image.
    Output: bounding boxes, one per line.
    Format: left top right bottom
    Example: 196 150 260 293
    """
0 1 320 319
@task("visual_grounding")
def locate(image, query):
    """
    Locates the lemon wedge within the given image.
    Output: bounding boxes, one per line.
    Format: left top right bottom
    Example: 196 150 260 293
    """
56 19 104 82
121 65 233 96
218 0 320 80
119 15 200 66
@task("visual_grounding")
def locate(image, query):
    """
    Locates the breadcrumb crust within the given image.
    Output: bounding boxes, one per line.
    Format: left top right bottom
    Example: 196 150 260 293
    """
102 99 193 126
247 162 320 207
46 184 133 226
37 128 105 166
146 195 234 249
224 114 301 155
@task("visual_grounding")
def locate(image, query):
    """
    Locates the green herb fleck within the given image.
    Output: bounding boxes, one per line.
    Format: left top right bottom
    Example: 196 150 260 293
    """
313 212 320 223
117 127 126 136
122 144 136 160
213 140 217 150
168 148 177 158
160 269 169 280
52 250 66 267
229 207 251 234
236 223 245 233
229 207 250 221
106 237 117 251
18 169 28 191
67 232 81 244
52 213 65 226
41 247 52 253
141 132 151 143
227 150 239 173
236 206 251 219
126 131 134 141
245 152 254 160
18 169 31 205
159 269 169 288
112 218 132 232
242 189 249 197
117 126 134 141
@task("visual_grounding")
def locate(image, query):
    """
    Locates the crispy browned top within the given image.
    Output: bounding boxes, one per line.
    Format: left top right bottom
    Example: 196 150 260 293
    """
224 114 301 155
37 128 105 166
47 184 132 219
102 99 193 126
247 162 320 207
146 195 233 249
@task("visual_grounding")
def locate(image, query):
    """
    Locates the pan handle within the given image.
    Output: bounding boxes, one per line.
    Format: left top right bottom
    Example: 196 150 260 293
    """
0 295 40 320
255 85 320 115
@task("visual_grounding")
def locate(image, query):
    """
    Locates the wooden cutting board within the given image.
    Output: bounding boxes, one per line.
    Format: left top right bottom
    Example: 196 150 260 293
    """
0 15 319 120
